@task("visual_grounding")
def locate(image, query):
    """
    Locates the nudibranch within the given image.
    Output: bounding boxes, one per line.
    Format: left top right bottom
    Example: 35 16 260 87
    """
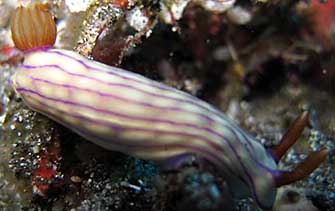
10 3 328 210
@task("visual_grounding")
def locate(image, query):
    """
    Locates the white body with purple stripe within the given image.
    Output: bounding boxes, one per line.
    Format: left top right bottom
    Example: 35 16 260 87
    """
12 48 277 209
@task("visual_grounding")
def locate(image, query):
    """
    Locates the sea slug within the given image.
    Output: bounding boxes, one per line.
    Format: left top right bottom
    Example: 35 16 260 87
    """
11 47 328 209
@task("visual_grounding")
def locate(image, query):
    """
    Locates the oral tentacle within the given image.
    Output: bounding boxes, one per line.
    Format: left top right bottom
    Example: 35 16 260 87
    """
269 111 309 163
274 147 328 187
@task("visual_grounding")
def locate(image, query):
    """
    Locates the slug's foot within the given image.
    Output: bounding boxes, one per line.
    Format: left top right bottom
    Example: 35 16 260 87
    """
268 111 329 187
158 154 204 172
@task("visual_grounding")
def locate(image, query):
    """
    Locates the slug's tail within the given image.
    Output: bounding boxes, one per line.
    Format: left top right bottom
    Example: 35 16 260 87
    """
268 111 329 187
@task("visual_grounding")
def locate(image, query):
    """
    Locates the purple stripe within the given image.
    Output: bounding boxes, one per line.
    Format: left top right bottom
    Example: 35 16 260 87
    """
19 88 234 171
17 86 240 160
26 48 260 158
24 48 227 120
18 83 254 167
16 88 224 147
53 49 235 123
21 63 258 158
29 76 276 173
22 63 260 155
18 86 261 202
30 76 215 123
21 90 249 190
234 127 277 172
18 85 221 138
21 64 215 118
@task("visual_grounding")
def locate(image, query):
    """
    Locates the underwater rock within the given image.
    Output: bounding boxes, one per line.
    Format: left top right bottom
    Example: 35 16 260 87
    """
155 167 234 211
0 1 334 211
92 2 159 66
273 187 318 211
